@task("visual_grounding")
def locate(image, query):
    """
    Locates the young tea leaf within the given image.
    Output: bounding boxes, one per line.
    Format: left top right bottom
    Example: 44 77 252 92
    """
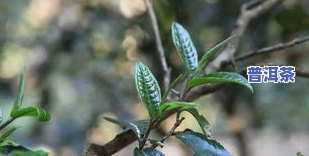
10 106 51 121
12 69 25 111
134 147 165 156
176 129 232 156
160 102 197 113
172 22 198 72
185 108 210 136
104 117 150 140
135 63 162 118
189 72 253 92
198 36 233 70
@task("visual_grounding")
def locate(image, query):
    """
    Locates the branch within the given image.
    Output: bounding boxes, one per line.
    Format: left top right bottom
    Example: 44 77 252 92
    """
184 83 226 102
296 69 309 78
139 119 157 149
158 116 185 145
83 130 136 156
0 118 16 131
144 0 171 91
234 0 283 36
208 0 283 71
83 109 179 156
235 36 309 62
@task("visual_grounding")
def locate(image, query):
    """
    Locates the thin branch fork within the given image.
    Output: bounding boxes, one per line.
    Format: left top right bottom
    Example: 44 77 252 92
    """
235 36 309 62
143 0 171 91
159 116 185 145
208 0 283 71
139 118 157 149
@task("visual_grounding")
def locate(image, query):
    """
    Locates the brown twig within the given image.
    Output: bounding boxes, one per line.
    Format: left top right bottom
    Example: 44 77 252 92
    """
83 129 136 156
0 118 16 131
83 109 179 156
161 116 184 143
235 36 309 62
296 69 309 78
184 83 226 102
151 115 185 148
143 0 170 91
208 0 283 71
139 118 157 149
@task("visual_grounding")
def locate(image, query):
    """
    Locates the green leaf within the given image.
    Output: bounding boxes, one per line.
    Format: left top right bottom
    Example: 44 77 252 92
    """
160 102 197 113
134 148 146 156
134 147 165 156
172 22 198 72
135 63 162 118
185 108 210 136
0 127 18 144
13 69 25 111
104 117 150 140
176 129 232 156
189 72 253 92
10 106 51 121
198 36 233 70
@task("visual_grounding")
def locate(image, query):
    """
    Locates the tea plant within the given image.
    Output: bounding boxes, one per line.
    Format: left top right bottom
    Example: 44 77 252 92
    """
0 70 51 155
104 22 253 156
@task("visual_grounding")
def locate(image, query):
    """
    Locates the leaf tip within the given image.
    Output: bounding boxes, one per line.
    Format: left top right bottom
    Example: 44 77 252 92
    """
247 84 254 93
171 22 198 72
171 21 179 29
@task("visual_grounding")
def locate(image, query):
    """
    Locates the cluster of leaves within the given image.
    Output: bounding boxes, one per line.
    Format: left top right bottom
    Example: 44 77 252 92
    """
105 22 253 156
0 70 51 156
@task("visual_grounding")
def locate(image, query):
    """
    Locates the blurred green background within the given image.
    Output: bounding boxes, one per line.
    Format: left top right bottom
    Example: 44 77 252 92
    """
0 0 308 155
